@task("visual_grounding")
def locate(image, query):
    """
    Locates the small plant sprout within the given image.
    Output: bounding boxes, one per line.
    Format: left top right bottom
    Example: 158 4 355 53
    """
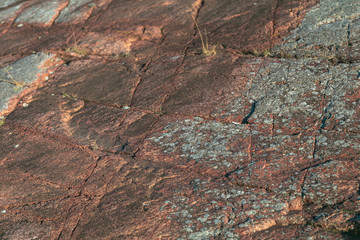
194 18 216 56
65 24 88 56
0 65 27 88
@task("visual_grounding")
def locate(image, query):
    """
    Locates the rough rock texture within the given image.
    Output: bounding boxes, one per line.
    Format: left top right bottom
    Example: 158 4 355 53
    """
1 0 360 239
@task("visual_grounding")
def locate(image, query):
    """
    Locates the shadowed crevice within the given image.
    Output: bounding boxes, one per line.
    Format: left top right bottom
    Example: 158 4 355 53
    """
241 100 258 124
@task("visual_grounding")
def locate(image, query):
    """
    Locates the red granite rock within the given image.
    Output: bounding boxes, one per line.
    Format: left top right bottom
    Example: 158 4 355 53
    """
4 0 360 239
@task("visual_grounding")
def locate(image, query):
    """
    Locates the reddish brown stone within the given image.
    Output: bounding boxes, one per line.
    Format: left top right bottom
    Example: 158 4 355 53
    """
162 53 239 117
5 90 159 153
2 0 359 239
0 126 97 188
43 60 140 107
197 0 319 51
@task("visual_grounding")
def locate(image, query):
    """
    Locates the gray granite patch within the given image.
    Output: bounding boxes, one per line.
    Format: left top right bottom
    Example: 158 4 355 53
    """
149 117 250 170
55 0 94 24
273 0 360 60
161 179 289 239
0 0 22 9
0 52 55 114
0 2 24 23
15 0 67 25
212 58 360 132
302 160 360 206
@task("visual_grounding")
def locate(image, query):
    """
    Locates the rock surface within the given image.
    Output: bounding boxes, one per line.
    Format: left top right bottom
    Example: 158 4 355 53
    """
1 0 360 239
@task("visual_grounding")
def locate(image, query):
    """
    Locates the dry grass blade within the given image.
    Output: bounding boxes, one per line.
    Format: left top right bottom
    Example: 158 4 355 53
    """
193 18 216 56
64 24 88 56
0 65 27 87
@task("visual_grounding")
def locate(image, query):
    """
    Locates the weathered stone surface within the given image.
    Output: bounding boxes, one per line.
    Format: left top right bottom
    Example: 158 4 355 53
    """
1 0 360 239
0 220 54 240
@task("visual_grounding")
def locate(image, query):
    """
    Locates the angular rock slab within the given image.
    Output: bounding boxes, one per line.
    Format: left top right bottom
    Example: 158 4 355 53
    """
0 124 103 239
64 163 288 239
68 159 177 239
0 170 67 207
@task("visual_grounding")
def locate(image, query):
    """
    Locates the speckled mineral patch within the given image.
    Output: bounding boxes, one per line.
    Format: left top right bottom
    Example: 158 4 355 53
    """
149 117 251 171
273 0 360 60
